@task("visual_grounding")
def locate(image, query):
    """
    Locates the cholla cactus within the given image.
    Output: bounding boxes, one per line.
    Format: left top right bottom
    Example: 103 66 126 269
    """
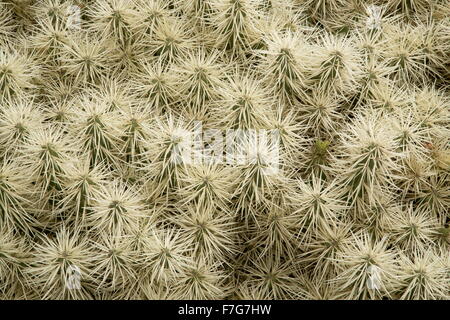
119 104 152 166
132 0 171 38
215 70 273 129
141 114 194 198
60 34 110 84
90 233 137 293
302 221 352 283
139 229 193 286
0 230 29 298
0 161 37 233
0 3 15 43
31 0 73 27
150 17 196 65
28 18 71 65
384 0 437 21
88 180 144 236
87 0 136 46
335 110 401 209
70 95 122 168
0 0 448 301
396 250 449 300
381 22 431 84
178 164 236 212
131 60 178 115
369 81 411 112
173 258 230 299
233 130 287 219
173 48 224 118
299 90 343 135
291 176 346 242
177 0 213 32
208 0 261 56
238 253 303 299
58 159 109 222
0 98 43 156
310 33 361 96
301 0 348 23
173 204 238 262
333 233 400 300
385 204 439 254
21 125 75 199
246 202 299 261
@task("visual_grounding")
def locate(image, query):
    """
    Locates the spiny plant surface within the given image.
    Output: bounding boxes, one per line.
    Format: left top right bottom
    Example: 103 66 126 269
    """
0 0 449 300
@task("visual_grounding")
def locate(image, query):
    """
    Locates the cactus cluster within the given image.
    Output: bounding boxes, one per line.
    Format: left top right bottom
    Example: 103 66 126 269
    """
0 0 449 300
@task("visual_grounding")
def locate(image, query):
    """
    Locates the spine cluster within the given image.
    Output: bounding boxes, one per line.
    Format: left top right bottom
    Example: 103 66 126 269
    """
0 0 449 300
